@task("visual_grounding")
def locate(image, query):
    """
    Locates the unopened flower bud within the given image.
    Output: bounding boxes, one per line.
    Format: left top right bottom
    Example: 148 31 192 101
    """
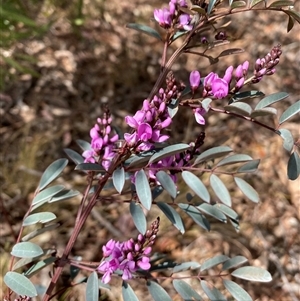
215 31 227 40
158 102 166 113
266 68 276 75
235 65 243 79
189 70 201 92
235 77 245 90
256 68 267 77
242 61 249 75
201 36 208 44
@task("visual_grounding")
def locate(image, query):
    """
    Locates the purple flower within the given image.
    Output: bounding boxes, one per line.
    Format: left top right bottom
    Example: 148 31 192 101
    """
178 14 192 31
137 123 152 141
189 70 201 92
235 77 245 90
242 61 249 74
211 77 229 99
194 107 206 125
235 64 243 79
154 8 172 28
98 219 160 284
223 66 233 84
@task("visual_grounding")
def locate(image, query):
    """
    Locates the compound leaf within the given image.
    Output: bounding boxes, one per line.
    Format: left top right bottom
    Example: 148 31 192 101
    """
201 280 227 301
23 212 56 226
11 242 43 258
149 144 190 164
197 203 227 222
173 261 201 273
287 152 300 180
214 204 239 220
122 281 140 301
24 256 57 277
251 107 277 118
269 0 295 7
250 0 265 7
279 100 300 124
195 146 232 165
49 189 80 203
157 202 185 233
75 163 105 172
38 159 68 191
126 23 161 40
279 129 294 152
234 177 259 203
32 185 65 207
156 171 177 199
216 154 253 167
209 174 231 206
224 102 252 116
76 139 91 151
207 0 217 14
222 256 248 270
86 271 99 301
130 201 147 234
147 281 173 301
112 167 125 194
223 279 252 301
178 203 210 231
287 15 294 32
255 92 289 109
173 279 203 300
22 223 60 242
237 159 260 173
231 90 264 102
181 171 210 203
4 272 37 297
136 169 152 210
200 255 229 272
231 0 247 9
231 266 272 282
64 148 84 165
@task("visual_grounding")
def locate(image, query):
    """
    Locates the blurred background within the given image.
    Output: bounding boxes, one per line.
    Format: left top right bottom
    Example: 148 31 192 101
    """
1 0 299 300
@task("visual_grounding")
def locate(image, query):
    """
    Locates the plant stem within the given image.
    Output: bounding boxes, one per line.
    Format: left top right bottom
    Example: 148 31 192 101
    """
43 177 108 300
42 153 124 300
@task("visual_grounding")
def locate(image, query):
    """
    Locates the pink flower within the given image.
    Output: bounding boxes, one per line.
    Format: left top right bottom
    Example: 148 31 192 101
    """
154 8 172 28
189 70 201 92
211 78 229 99
194 107 206 125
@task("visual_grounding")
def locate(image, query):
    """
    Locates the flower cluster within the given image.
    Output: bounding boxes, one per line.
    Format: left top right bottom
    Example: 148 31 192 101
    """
154 0 193 31
98 218 160 283
252 44 282 83
203 66 233 99
82 110 118 170
124 72 183 152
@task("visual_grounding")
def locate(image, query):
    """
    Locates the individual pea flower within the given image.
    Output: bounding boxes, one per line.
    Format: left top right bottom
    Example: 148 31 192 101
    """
189 70 201 93
178 13 193 31
211 77 229 99
154 8 172 28
193 107 207 125
97 218 160 283
203 66 233 99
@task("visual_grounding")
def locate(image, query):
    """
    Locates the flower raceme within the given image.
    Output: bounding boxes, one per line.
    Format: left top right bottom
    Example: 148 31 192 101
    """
82 111 118 170
124 89 173 151
154 0 193 31
97 218 160 283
